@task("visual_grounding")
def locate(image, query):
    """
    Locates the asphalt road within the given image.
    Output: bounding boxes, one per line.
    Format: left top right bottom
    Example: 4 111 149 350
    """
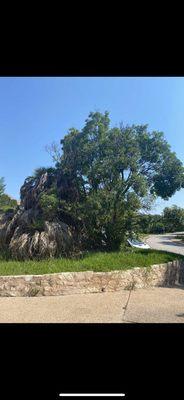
146 232 184 255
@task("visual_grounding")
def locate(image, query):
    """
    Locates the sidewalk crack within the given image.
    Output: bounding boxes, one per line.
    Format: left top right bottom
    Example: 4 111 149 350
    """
122 282 135 322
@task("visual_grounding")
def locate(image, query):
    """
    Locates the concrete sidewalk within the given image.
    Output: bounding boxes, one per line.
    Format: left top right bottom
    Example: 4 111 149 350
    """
0 287 184 323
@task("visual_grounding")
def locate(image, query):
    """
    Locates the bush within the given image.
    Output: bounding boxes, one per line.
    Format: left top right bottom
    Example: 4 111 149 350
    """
0 194 18 212
39 193 59 220
28 218 45 233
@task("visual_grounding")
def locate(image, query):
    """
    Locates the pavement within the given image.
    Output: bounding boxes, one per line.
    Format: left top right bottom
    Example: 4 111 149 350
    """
0 286 184 323
0 233 184 323
146 232 184 255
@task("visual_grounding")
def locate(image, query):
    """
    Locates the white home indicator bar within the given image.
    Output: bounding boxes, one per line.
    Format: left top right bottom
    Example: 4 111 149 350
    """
59 394 125 397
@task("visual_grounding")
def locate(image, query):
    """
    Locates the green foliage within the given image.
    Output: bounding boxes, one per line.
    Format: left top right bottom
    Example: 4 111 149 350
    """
28 218 45 232
163 205 184 232
55 111 184 249
0 177 5 197
33 166 56 178
39 193 59 220
18 111 183 251
0 181 18 212
0 248 11 261
0 194 17 207
0 206 15 213
137 206 184 234
138 214 165 234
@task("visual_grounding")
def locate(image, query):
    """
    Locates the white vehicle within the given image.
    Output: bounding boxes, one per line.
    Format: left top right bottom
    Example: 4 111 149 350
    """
127 238 150 249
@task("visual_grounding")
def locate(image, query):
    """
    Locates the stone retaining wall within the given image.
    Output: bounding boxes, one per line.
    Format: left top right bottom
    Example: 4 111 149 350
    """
0 259 184 297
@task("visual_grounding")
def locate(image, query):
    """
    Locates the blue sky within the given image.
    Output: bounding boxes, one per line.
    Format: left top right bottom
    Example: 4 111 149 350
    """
0 77 183 214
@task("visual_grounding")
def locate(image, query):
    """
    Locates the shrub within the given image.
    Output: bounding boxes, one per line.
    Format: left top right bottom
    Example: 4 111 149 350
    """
39 193 59 220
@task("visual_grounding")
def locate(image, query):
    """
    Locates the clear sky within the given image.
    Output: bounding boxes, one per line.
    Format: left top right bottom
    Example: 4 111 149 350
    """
0 77 184 214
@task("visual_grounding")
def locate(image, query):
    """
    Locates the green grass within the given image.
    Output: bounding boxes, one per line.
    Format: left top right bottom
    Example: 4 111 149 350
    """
0 249 183 276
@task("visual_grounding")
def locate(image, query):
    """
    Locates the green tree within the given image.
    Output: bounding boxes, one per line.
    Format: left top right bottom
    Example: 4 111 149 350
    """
0 177 18 212
163 206 184 232
138 214 165 234
0 177 5 197
53 111 184 249
39 193 59 220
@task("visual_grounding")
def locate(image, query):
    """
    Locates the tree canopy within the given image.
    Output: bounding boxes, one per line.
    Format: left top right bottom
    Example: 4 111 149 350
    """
0 177 17 212
163 205 184 232
0 177 5 197
138 206 184 234
46 111 184 249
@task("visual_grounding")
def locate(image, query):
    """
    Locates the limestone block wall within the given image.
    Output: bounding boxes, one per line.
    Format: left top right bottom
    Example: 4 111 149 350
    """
0 259 183 297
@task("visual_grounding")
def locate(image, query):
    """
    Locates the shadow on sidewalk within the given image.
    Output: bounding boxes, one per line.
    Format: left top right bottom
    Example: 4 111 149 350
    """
160 240 184 247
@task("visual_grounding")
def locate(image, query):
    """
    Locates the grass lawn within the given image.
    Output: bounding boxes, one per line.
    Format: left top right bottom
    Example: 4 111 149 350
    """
0 249 183 276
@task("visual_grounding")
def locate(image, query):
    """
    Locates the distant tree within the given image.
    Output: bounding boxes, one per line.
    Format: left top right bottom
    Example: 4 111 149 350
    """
163 205 184 232
0 177 18 212
0 194 18 212
0 177 5 197
138 214 165 234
